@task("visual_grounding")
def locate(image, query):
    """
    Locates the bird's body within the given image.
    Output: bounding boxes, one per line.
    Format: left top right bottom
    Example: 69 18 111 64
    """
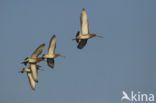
43 54 55 58
43 35 64 68
20 68 36 90
76 34 94 39
73 8 103 49
22 43 45 82
25 57 44 63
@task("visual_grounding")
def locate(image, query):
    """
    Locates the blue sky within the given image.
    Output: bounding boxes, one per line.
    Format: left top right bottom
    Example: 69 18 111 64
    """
0 0 156 103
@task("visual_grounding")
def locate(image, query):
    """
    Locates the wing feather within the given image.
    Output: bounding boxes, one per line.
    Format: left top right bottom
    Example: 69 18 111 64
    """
47 35 56 56
80 8 89 35
77 39 88 49
47 58 55 68
27 72 36 90
31 44 45 58
30 64 38 82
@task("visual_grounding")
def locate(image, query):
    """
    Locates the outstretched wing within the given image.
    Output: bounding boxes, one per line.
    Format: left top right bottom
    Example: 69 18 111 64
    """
31 44 45 58
30 64 38 82
77 39 88 49
27 72 36 90
80 8 89 35
47 58 55 69
47 35 56 56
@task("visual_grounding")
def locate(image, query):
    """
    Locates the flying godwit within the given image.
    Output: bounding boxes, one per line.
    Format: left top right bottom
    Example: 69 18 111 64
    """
21 43 45 82
73 8 103 49
43 35 64 68
19 67 37 90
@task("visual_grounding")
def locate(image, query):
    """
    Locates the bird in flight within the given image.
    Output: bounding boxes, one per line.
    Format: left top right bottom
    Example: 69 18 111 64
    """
21 43 45 82
43 35 64 68
19 66 40 90
73 8 103 49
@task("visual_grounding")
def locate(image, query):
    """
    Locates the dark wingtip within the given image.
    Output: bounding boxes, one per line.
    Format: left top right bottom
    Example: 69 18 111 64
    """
77 39 88 49
77 43 85 49
77 46 84 49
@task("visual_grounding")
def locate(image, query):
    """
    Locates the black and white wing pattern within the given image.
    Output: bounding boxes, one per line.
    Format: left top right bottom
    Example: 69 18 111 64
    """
47 58 55 69
77 39 88 49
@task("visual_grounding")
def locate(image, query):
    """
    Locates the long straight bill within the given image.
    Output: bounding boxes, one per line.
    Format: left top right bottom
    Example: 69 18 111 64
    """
96 34 104 38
